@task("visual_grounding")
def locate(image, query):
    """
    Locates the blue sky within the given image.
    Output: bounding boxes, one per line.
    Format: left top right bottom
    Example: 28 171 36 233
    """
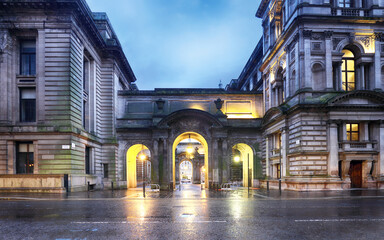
87 0 262 90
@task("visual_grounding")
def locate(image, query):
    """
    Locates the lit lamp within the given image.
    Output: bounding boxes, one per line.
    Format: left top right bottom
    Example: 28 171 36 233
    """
233 145 240 162
186 134 193 154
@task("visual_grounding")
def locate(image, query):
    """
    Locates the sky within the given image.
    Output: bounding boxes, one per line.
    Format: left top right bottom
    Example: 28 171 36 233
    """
87 0 263 90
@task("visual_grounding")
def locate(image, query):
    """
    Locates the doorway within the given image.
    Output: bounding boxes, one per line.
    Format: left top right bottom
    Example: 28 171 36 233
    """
349 161 362 188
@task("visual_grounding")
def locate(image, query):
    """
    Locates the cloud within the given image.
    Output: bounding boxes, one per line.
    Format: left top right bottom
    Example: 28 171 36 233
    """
87 0 262 90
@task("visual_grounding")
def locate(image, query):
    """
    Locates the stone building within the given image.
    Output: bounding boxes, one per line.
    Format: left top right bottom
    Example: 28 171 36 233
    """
1 0 384 192
0 0 136 192
249 0 384 190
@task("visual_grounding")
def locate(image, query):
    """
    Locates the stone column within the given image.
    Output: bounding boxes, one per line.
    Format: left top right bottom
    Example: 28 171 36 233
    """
268 71 272 109
265 137 269 178
379 121 384 177
294 39 300 91
285 47 291 98
303 30 312 89
363 122 369 141
374 33 382 90
6 141 14 174
325 31 333 89
152 139 159 184
281 127 287 177
360 64 365 90
328 122 339 177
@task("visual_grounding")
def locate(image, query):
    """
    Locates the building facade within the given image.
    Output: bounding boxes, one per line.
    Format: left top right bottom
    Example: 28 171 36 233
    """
251 0 384 190
0 0 136 192
1 0 383 192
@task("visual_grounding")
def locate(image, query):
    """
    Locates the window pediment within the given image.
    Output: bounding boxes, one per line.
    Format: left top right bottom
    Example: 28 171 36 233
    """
328 91 384 106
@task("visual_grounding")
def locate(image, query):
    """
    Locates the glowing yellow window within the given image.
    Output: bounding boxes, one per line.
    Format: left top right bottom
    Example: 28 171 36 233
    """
346 123 359 141
341 49 355 91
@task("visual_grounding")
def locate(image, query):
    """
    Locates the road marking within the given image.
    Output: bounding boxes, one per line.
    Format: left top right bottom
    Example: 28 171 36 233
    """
295 218 384 222
72 220 227 224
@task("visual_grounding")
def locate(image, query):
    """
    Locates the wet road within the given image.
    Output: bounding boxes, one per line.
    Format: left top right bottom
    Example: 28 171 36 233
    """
1 185 384 240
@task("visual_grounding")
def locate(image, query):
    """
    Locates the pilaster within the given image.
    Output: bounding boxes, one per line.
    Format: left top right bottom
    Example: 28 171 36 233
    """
328 122 339 177
325 31 333 89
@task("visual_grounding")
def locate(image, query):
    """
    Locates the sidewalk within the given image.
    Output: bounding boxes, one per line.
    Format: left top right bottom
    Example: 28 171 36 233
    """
1 184 384 201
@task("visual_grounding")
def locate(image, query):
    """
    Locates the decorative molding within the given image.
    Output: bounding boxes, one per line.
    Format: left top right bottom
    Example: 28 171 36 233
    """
302 30 312 39
374 32 384 42
332 37 344 50
311 42 323 51
355 36 373 48
311 32 323 40
0 30 12 53
324 31 333 39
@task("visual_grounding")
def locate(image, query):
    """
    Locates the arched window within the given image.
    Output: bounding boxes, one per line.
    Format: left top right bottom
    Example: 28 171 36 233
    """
312 63 325 91
341 49 355 91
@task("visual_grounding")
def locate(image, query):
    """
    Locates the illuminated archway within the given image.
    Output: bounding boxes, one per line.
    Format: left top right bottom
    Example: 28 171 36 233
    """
172 132 209 188
126 144 150 188
232 143 254 187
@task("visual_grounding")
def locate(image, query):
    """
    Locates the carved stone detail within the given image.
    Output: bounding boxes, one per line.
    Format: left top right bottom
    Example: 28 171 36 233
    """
324 31 333 39
0 30 12 53
302 30 312 39
356 36 373 48
332 38 344 50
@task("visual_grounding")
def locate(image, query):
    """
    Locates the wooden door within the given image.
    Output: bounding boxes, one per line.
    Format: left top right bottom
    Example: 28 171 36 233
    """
349 161 362 188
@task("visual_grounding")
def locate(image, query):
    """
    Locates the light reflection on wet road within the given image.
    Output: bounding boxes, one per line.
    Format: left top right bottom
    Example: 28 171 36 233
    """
1 185 384 239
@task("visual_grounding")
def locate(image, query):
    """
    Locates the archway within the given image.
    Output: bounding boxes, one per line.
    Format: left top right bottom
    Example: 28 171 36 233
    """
172 132 209 189
231 143 254 187
126 144 151 188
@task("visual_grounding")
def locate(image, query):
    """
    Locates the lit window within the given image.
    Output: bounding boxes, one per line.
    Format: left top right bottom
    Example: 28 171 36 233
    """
20 88 36 122
341 49 355 91
16 142 34 174
346 123 359 141
20 40 36 75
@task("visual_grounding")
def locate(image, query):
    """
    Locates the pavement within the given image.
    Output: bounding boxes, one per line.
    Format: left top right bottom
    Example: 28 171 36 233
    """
1 184 384 201
1 184 384 239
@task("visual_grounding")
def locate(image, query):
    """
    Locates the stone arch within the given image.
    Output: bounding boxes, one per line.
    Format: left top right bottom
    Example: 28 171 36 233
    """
126 143 152 188
230 143 254 187
172 132 209 189
335 39 365 56
312 62 325 91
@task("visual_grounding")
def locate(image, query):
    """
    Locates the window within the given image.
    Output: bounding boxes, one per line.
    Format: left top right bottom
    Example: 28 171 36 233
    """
103 163 109 178
16 142 34 174
20 88 36 122
85 146 91 174
346 123 359 141
20 40 36 75
341 49 355 91
338 0 351 7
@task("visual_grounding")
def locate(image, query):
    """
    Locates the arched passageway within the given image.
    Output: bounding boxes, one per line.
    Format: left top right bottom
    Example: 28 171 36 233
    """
231 143 254 187
172 132 209 189
126 144 151 188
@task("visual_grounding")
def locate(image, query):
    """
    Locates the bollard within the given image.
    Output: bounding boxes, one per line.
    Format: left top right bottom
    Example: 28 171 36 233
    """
87 181 90 191
267 180 269 191
279 179 281 194
111 181 114 191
